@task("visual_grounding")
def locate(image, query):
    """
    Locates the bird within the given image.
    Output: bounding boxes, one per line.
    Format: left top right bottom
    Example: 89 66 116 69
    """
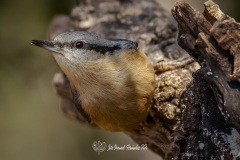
31 31 156 132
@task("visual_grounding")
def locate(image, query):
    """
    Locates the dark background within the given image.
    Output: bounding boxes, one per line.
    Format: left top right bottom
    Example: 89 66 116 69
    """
0 0 237 159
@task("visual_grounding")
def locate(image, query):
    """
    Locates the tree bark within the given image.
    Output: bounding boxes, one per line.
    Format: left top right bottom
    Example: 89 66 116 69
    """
48 0 240 159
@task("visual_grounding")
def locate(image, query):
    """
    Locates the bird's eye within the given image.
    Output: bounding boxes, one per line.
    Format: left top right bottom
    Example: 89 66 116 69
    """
75 41 84 49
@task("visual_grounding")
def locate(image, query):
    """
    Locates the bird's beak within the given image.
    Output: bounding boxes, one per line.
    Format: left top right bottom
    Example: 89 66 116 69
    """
31 40 61 53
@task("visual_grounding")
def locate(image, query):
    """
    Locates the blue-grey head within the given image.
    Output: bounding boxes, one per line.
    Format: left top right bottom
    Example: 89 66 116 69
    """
31 31 138 63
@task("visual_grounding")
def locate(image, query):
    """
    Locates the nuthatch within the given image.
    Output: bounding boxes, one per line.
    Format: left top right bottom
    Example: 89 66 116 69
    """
31 31 155 131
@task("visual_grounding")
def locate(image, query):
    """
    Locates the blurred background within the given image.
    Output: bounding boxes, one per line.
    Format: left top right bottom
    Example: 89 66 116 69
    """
0 0 238 160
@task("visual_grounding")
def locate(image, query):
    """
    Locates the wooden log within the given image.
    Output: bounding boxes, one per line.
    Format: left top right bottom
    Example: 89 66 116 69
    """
46 0 240 159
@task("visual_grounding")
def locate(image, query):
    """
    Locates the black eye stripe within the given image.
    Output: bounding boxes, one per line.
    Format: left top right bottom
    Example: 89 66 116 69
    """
84 43 121 54
61 42 122 54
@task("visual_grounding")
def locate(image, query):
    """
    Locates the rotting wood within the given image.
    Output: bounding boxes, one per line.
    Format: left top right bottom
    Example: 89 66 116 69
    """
172 1 240 159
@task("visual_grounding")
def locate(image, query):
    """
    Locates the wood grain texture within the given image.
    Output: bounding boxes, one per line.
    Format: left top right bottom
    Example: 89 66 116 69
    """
172 1 240 159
